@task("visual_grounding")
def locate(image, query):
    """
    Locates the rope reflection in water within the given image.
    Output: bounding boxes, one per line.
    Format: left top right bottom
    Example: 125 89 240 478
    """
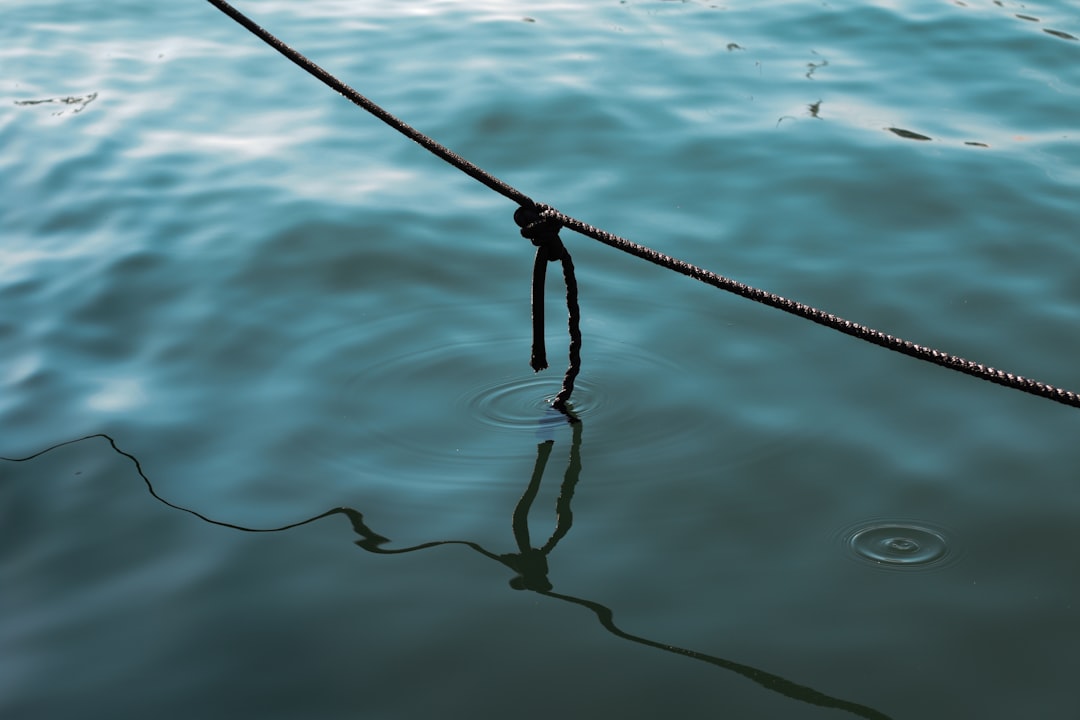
4 416 891 720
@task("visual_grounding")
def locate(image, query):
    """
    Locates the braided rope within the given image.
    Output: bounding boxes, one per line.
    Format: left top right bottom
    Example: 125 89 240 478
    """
538 205 1080 409
206 0 1080 411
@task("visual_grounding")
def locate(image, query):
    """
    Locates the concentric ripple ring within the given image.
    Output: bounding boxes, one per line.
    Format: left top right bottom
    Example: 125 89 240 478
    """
846 522 951 568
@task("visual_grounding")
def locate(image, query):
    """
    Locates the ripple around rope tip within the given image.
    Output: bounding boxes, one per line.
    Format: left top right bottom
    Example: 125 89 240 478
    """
462 373 599 430
320 333 703 469
839 519 959 572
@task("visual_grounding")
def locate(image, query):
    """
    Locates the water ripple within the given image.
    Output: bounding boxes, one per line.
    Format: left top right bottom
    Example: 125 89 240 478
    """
332 331 691 464
840 520 958 571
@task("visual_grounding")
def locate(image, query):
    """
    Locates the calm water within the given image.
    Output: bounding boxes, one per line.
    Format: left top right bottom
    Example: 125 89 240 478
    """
3 1 1080 717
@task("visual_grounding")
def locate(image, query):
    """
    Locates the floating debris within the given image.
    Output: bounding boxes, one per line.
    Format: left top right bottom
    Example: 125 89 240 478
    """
805 51 828 79
14 91 98 115
1044 28 1078 40
887 127 932 141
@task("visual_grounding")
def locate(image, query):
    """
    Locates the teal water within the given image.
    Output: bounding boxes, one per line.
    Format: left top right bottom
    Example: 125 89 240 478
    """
3 1 1080 717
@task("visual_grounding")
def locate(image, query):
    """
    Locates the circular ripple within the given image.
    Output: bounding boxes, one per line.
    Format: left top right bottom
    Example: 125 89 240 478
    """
844 521 953 570
461 365 601 430
331 332 698 464
276 298 802 482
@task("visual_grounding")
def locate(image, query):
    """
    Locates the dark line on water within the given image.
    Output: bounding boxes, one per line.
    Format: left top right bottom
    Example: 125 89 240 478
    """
3 431 893 719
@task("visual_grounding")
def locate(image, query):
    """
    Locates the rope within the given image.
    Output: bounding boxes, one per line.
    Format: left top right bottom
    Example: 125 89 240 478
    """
204 0 531 207
205 0 1080 411
538 204 1080 409
514 205 582 411
554 251 582 412
514 205 583 410
516 206 564 372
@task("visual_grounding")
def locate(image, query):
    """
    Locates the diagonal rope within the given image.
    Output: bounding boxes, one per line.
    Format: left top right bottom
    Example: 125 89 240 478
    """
204 0 532 207
205 0 1080 411
536 204 1080 408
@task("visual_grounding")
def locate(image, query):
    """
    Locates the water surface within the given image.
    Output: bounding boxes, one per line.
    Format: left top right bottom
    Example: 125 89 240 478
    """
3 1 1080 717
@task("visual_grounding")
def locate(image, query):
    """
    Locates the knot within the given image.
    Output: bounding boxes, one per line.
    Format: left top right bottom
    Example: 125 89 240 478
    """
515 204 564 260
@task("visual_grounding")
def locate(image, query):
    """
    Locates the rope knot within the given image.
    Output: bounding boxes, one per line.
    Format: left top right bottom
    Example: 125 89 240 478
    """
515 204 565 260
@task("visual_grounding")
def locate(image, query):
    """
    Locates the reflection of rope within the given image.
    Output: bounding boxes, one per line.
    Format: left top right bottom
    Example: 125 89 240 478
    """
3 431 891 719
206 0 1080 410
543 589 891 720
0 433 343 534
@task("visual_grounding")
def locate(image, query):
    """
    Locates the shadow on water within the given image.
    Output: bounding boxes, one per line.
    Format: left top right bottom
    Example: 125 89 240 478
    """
3 423 891 720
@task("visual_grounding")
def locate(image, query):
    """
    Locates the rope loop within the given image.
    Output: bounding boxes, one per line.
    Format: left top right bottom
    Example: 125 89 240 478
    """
520 203 581 395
